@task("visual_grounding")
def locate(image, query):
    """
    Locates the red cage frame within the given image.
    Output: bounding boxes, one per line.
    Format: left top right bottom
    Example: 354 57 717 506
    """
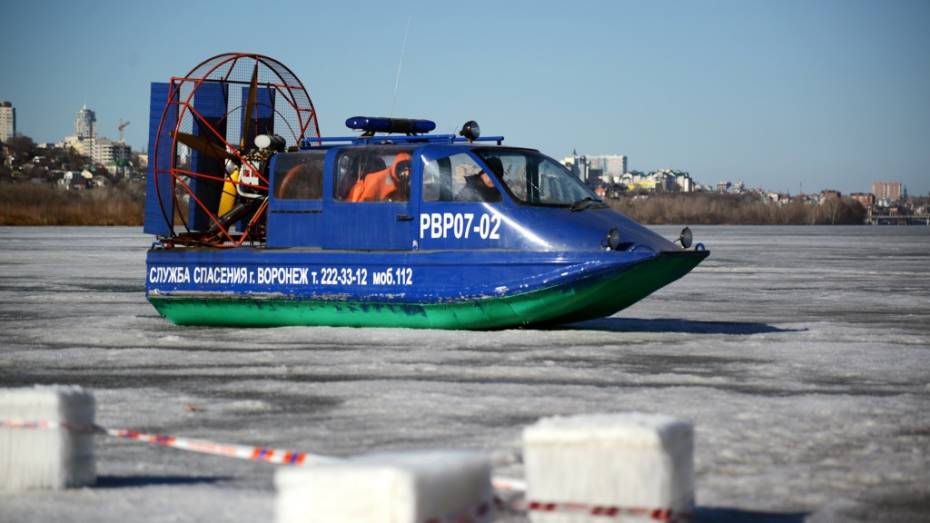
151 52 320 247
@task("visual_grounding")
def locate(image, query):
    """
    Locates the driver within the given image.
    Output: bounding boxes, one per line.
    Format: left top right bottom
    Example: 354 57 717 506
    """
348 152 411 202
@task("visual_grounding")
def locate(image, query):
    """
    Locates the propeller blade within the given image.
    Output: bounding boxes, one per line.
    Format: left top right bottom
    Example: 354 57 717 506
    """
240 62 260 150
173 132 239 164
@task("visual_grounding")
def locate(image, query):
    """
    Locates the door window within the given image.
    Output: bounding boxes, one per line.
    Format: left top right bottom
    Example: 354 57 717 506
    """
273 152 325 200
334 147 413 203
422 152 501 203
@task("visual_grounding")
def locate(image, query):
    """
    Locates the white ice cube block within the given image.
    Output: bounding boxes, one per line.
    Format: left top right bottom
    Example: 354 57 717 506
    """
0 385 96 490
523 413 693 523
275 449 493 523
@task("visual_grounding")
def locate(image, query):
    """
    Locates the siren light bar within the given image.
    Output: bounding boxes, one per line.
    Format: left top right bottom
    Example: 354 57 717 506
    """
346 116 437 135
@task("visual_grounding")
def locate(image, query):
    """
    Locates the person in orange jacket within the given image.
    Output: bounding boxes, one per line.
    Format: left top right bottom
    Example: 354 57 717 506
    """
348 152 411 202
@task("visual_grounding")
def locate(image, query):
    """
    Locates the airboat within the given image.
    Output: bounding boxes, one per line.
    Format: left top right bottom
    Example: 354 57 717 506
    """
144 53 708 329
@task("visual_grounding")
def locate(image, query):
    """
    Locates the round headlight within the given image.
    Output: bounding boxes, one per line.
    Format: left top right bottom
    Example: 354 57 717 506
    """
459 120 480 142
678 227 693 249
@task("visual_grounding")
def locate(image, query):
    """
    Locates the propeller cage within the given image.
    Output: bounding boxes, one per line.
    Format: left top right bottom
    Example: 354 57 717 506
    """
147 53 320 247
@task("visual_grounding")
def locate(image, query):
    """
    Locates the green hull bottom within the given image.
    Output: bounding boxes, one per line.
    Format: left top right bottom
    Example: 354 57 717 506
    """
149 251 707 330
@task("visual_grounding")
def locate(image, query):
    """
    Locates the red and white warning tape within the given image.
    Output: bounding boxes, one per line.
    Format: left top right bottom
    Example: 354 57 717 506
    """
0 419 337 465
512 499 690 521
2 419 689 521
490 478 691 521
0 420 97 433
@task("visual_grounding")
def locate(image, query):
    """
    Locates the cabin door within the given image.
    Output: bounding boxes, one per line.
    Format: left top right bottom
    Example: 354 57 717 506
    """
322 146 417 251
416 146 508 251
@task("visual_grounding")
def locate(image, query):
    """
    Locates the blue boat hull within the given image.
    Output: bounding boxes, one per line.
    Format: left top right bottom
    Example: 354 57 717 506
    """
146 248 708 329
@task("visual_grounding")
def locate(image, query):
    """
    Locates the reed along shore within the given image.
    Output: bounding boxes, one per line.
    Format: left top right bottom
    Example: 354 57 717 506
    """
608 193 867 225
0 183 144 226
0 184 867 226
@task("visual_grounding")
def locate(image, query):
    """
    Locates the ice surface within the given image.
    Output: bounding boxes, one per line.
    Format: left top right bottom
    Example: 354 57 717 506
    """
524 413 692 522
0 226 928 521
275 449 492 523
0 385 96 490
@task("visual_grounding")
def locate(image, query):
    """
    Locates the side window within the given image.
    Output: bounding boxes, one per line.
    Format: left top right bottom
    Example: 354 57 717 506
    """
502 158 527 201
273 152 324 200
422 153 501 203
335 148 412 202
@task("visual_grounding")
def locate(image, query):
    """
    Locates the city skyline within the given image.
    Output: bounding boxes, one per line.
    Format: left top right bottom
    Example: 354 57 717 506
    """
1 0 928 195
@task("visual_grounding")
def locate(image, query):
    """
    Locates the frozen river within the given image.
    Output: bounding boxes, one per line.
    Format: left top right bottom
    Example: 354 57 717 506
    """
0 225 928 522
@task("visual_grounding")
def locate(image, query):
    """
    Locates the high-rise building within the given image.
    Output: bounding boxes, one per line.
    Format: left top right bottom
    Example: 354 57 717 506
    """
0 101 15 142
75 104 97 139
565 152 635 185
92 138 131 166
871 181 902 201
587 154 627 180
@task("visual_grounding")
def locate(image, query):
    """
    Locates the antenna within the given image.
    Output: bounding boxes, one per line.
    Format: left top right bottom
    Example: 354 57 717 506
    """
390 15 413 117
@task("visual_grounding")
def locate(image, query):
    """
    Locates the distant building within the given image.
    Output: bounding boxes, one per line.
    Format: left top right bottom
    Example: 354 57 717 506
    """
819 189 842 203
92 138 131 166
75 104 97 139
0 100 15 142
871 181 902 201
649 168 690 192
64 135 94 157
587 154 627 182
63 103 133 170
876 197 895 209
564 151 700 193
849 192 875 209
767 192 791 205
650 170 674 192
565 153 628 185
616 169 689 193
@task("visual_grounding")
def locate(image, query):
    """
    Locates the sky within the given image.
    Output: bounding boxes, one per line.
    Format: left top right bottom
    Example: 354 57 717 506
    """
1 0 928 195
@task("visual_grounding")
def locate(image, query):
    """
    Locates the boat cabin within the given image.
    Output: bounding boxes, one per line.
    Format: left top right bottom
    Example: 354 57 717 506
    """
145 115 678 256
266 137 607 252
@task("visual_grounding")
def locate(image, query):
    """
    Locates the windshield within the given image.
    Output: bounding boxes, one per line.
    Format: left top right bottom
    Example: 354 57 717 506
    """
474 148 600 206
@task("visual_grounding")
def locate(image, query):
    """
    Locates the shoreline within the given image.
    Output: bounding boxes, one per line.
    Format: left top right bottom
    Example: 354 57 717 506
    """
0 184 873 227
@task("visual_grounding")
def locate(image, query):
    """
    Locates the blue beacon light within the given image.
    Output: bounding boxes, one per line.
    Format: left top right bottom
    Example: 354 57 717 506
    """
345 116 437 135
